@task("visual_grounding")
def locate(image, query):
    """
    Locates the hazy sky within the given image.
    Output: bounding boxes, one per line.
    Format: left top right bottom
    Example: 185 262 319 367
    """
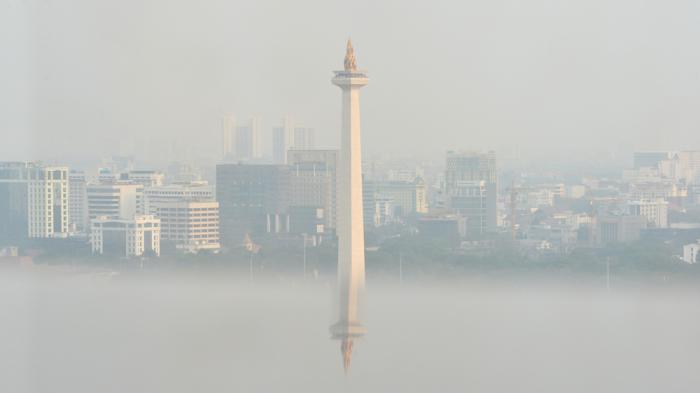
2 0 700 163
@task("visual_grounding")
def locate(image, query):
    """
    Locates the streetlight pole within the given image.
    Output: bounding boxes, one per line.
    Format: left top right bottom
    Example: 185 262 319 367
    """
302 233 307 280
249 251 254 283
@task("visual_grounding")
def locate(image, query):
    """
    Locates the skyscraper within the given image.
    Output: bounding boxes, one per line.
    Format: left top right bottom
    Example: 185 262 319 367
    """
0 162 69 241
222 114 235 160
272 117 317 164
234 117 261 160
272 117 294 164
444 151 498 234
287 149 338 232
69 170 88 233
329 40 368 373
216 164 289 245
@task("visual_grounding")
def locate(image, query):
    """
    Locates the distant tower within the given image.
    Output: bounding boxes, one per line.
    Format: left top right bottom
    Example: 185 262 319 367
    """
234 117 261 160
273 117 316 164
272 116 294 164
222 114 235 160
329 39 368 374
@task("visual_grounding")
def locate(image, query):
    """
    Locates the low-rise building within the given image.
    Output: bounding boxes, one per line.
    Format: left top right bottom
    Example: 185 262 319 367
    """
682 241 700 264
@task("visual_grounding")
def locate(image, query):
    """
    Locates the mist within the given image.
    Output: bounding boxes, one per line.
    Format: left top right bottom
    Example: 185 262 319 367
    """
3 0 700 164
3 271 700 393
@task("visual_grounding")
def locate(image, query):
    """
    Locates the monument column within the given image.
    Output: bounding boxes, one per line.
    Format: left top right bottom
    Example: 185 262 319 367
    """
330 39 369 373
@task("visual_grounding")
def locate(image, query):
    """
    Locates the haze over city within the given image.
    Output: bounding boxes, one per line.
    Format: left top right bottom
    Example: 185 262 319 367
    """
3 0 700 164
3 1 700 392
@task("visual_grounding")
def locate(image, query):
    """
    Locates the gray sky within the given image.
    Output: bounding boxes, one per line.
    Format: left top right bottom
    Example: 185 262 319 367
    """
2 0 700 164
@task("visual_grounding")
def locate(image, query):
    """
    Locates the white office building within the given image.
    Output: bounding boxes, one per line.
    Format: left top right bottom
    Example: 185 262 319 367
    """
628 199 669 228
87 182 144 221
0 163 71 240
143 182 214 215
90 214 160 257
157 200 220 253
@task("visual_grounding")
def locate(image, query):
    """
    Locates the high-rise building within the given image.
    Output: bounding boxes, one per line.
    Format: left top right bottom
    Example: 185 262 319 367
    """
0 162 69 241
234 117 261 160
272 117 294 164
287 150 338 231
628 199 668 228
216 164 289 245
222 114 235 160
444 151 498 234
293 126 316 151
363 178 428 221
447 180 494 234
143 182 214 215
272 117 317 164
90 214 160 257
157 200 220 253
69 170 88 233
86 182 144 221
329 40 368 373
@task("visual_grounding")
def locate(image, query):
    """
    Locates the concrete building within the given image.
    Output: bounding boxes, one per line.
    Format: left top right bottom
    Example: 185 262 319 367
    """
157 201 220 253
272 118 317 164
682 240 700 264
143 182 214 215
365 178 428 217
446 180 496 235
233 117 261 160
628 199 668 228
445 151 497 234
69 170 88 233
86 182 144 221
596 214 646 244
287 150 337 231
90 215 160 257
0 162 69 241
126 170 165 187
222 114 235 160
216 164 289 245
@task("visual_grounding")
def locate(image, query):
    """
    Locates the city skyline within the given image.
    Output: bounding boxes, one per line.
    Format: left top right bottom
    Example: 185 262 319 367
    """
4 1 700 163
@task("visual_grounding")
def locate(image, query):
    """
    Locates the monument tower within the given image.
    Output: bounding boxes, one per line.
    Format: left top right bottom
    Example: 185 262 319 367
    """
330 39 368 373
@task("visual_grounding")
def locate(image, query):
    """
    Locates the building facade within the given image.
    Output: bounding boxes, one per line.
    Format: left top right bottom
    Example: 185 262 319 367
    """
69 170 88 233
90 215 160 257
444 151 498 234
216 164 289 245
287 150 337 231
157 201 220 253
0 162 69 241
87 182 144 221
